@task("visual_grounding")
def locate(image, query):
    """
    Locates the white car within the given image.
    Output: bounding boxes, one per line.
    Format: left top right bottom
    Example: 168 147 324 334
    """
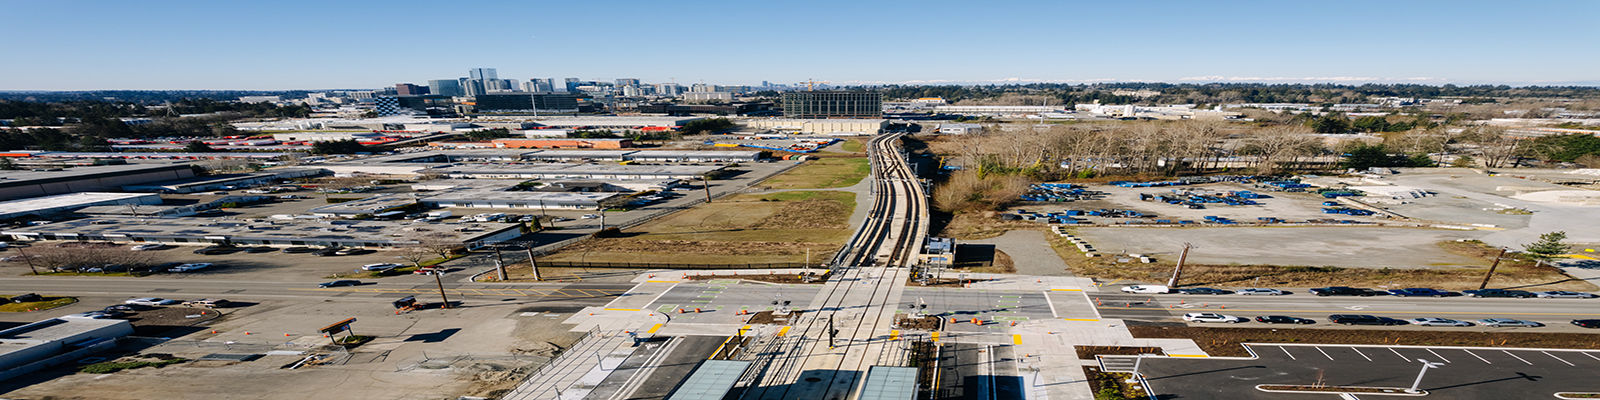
581 214 600 219
1183 312 1246 323
1535 291 1598 299
1121 285 1171 294
361 263 402 271
1238 288 1285 296
1409 317 1473 327
1479 318 1544 328
124 297 180 306
130 244 164 251
168 263 213 273
61 311 116 319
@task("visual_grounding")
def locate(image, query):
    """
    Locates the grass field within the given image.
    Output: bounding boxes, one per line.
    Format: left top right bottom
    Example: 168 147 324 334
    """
0 295 77 312
839 138 864 154
543 191 857 265
759 157 870 189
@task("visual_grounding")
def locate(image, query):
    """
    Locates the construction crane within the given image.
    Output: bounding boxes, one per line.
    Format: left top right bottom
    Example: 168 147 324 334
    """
802 79 829 91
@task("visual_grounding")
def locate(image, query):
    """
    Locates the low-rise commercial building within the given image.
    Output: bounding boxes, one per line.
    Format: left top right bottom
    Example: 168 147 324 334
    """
271 132 385 143
421 190 619 210
626 150 761 163
2 217 522 249
522 150 638 162
122 168 326 193
307 194 420 218
433 163 722 180
0 192 163 220
935 123 984 135
0 164 197 201
0 318 134 382
491 138 634 149
746 119 887 135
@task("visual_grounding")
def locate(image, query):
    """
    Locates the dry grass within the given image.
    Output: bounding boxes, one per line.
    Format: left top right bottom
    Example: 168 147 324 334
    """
936 211 1044 240
933 170 1030 212
759 157 870 189
1048 230 1593 291
542 191 855 264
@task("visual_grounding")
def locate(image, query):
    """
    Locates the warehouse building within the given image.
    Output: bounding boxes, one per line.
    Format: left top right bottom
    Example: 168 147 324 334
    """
746 118 887 135
2 217 522 249
307 193 420 218
122 168 326 193
421 189 619 210
490 138 634 149
0 192 163 221
626 150 761 163
433 163 723 180
0 164 197 201
522 150 638 162
0 317 134 382
271 132 386 143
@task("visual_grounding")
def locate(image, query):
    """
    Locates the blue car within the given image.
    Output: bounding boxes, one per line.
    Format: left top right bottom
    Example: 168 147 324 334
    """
1388 288 1458 297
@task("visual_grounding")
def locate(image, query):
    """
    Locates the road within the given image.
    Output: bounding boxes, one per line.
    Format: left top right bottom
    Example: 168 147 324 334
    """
1094 291 1600 331
0 275 633 304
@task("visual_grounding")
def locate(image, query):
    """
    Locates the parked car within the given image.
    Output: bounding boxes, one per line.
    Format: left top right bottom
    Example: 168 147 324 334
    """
192 246 236 255
335 248 373 256
1238 288 1286 296
1121 285 1171 294
103 305 135 313
281 246 316 254
182 298 230 308
241 246 276 253
413 267 441 275
1178 287 1234 295
1388 288 1458 297
1310 287 1385 296
1408 317 1473 327
1535 291 1598 299
1328 314 1408 325
361 263 401 271
124 297 180 306
318 280 362 288
130 244 164 251
1463 289 1535 298
1183 312 1247 323
1571 319 1600 329
581 214 599 219
1478 318 1544 327
1255 315 1313 324
313 248 342 257
168 263 213 273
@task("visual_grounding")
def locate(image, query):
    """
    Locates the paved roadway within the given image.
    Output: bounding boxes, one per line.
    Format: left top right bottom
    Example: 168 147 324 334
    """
1139 343 1600 399
1094 291 1600 331
0 276 633 305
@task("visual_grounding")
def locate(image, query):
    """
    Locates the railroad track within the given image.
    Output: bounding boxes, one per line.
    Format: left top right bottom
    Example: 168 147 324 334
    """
738 133 929 400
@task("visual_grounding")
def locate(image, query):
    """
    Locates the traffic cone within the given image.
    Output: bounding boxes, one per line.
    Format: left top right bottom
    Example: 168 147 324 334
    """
244 332 251 335
285 333 291 337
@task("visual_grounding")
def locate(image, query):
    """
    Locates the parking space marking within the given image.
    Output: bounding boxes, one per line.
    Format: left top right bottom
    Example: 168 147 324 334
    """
1503 350 1533 365
1463 349 1492 364
1350 347 1372 362
1280 346 1297 360
1581 352 1600 361
1543 351 1575 366
1315 347 1333 360
1426 349 1451 363
1389 348 1409 361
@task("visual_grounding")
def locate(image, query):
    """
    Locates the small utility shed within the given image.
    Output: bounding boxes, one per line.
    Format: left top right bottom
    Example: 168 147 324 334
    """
666 360 751 400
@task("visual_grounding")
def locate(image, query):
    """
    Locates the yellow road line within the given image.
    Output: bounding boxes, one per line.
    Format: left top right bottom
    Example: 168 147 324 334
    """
1051 288 1084 292
777 326 791 337
1012 334 1022 345
647 323 663 334
708 335 737 360
1169 354 1209 358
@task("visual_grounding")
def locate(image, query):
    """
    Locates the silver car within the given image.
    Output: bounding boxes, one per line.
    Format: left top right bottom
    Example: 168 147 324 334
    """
1535 291 1597 299
1408 317 1473 327
1478 318 1544 327
1238 288 1285 296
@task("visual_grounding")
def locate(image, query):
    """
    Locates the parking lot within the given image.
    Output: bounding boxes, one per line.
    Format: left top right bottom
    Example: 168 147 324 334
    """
1073 226 1486 268
1092 291 1600 332
1138 343 1600 399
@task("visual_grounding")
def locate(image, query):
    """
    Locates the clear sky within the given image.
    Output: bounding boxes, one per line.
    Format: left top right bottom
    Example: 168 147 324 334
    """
2 0 1596 90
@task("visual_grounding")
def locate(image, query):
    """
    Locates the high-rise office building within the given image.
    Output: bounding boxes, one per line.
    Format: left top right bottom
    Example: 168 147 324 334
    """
782 91 883 118
690 83 714 93
472 93 580 113
428 79 464 97
564 78 581 92
523 78 556 92
656 83 682 96
469 68 498 81
395 83 428 96
615 78 641 87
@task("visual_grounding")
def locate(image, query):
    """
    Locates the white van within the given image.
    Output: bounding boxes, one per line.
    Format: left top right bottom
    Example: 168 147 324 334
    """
1120 285 1171 294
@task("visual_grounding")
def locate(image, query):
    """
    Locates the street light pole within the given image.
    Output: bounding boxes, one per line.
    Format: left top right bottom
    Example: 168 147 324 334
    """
433 270 452 309
1408 358 1444 393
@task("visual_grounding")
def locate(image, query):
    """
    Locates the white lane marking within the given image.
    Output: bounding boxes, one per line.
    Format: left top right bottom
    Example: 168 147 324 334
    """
1350 347 1373 362
1426 349 1451 363
1543 351 1575 366
1503 350 1533 365
1582 352 1600 362
1315 347 1334 360
1389 348 1409 361
1280 346 1297 360
1463 350 1492 364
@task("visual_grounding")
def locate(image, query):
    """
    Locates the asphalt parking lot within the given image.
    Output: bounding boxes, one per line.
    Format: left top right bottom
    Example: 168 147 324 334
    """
1138 343 1600 399
1091 291 1600 332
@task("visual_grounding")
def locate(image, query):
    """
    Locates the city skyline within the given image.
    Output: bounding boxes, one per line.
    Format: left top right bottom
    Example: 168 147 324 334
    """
2 0 1598 90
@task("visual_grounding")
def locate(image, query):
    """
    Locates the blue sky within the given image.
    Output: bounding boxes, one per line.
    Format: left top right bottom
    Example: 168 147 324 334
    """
2 0 1596 90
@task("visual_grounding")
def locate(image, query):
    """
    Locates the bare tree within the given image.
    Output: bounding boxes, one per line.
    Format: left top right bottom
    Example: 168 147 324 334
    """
394 245 435 269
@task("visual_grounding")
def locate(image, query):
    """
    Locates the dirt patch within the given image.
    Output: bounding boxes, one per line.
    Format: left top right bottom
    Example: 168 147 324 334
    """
935 211 1044 240
1075 346 1164 360
747 310 805 325
896 315 941 330
127 306 223 336
1127 323 1600 358
1083 366 1150 399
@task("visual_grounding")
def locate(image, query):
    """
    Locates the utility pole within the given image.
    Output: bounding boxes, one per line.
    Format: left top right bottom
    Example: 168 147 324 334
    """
1478 248 1508 290
1166 243 1192 288
700 176 712 203
525 245 541 281
827 316 837 348
493 246 507 281
14 245 38 275
434 270 452 309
